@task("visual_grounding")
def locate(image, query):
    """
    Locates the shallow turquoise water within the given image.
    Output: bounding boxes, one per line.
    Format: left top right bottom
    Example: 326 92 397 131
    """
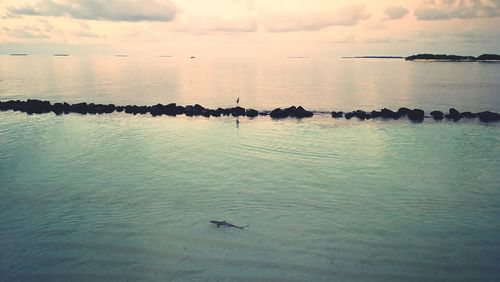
1 112 499 281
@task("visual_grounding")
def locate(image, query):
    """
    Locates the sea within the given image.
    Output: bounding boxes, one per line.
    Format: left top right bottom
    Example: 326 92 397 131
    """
1 55 499 281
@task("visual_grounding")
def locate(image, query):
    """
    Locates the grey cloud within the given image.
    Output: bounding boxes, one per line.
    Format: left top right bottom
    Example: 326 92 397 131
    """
203 17 258 33
411 26 500 44
206 22 258 33
73 30 102 38
262 5 371 32
8 0 178 22
415 0 500 20
384 6 410 20
2 26 50 39
38 19 55 32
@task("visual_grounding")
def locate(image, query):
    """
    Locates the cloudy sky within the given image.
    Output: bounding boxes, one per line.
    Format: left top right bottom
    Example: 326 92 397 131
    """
1 0 499 56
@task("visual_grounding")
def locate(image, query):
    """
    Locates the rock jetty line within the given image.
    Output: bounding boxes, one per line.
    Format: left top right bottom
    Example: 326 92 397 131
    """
0 99 499 122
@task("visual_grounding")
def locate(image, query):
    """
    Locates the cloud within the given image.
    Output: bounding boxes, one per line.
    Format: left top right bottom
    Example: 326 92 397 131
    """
319 34 357 44
2 26 50 39
415 0 500 20
7 0 178 22
411 25 500 44
232 0 256 10
172 16 258 33
72 30 101 38
205 19 258 32
384 6 409 20
262 5 371 32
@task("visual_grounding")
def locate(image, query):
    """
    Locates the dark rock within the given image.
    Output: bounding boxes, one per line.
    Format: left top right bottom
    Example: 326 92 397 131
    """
215 108 224 116
0 100 17 111
175 105 185 115
354 110 366 120
149 104 164 116
116 106 124 112
25 99 52 114
345 112 355 120
270 106 313 119
231 106 246 117
209 109 220 117
95 104 115 114
193 104 204 116
445 108 462 121
124 105 147 115
430 111 444 120
246 109 258 118
397 107 412 117
331 111 343 118
87 103 97 114
478 111 500 122
461 112 477 118
371 110 381 118
52 103 64 115
164 103 177 116
223 108 231 116
124 105 136 114
201 109 211 117
70 102 89 114
408 109 425 122
94 104 106 114
294 106 313 118
137 106 148 114
0 101 13 111
150 103 176 116
380 108 401 119
270 108 288 119
63 102 70 114
185 105 194 116
365 114 372 120
449 108 460 116
8 100 22 111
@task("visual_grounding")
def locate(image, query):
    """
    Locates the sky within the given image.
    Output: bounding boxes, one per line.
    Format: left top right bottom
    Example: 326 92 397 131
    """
1 0 499 57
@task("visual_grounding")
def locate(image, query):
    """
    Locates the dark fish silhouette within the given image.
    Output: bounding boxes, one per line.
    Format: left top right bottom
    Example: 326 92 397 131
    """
210 220 249 230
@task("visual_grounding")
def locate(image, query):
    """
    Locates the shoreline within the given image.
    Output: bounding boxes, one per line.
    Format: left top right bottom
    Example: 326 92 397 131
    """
1 99 499 122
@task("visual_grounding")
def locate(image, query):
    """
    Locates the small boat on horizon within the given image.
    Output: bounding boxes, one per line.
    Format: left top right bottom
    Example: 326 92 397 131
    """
54 54 69 57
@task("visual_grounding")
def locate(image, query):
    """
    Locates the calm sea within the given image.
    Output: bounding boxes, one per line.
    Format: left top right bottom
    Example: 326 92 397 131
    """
1 56 499 281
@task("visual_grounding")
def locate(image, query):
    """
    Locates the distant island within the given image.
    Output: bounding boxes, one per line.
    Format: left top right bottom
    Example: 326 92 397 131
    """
54 54 69 57
405 54 500 62
342 56 403 59
10 53 29 56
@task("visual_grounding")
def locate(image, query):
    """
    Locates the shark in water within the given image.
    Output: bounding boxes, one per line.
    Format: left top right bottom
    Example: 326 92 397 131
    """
210 220 249 230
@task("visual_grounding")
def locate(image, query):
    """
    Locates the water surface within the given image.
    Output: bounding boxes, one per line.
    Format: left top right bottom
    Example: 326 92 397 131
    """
1 56 499 281
1 113 499 281
1 56 499 112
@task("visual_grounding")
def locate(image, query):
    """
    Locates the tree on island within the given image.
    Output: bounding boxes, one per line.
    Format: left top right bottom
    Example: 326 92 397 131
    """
405 54 500 61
